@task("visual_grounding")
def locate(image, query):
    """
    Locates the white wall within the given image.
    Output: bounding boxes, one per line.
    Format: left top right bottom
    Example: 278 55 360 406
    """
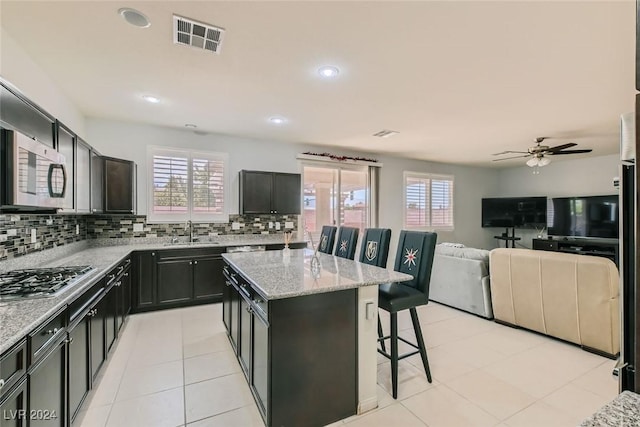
86 118 500 254
0 28 86 137
493 154 620 248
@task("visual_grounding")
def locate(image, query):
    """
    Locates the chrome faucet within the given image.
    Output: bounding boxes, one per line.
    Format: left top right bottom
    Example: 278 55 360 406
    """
185 220 198 243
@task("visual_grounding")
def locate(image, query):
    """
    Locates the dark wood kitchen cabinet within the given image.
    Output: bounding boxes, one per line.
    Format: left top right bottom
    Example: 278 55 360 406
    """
91 150 103 214
193 255 225 300
104 282 118 354
67 314 90 423
0 80 55 148
90 295 107 382
134 251 156 310
157 258 193 305
103 156 136 213
76 138 92 214
55 121 75 212
240 170 301 214
0 339 27 427
28 338 66 427
0 378 27 427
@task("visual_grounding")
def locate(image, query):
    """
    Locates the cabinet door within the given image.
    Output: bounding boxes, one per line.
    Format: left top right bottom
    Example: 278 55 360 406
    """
240 171 273 214
273 173 301 214
67 318 90 423
104 157 135 213
222 279 232 335
230 285 240 353
56 123 75 211
0 378 27 427
193 256 224 300
239 294 251 377
120 270 132 322
91 151 103 213
134 252 156 309
252 312 269 418
157 259 193 305
76 139 91 213
0 84 55 148
90 297 106 382
105 285 117 354
28 340 65 427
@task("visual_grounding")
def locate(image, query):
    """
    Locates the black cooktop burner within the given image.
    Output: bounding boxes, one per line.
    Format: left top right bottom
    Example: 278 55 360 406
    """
0 266 93 301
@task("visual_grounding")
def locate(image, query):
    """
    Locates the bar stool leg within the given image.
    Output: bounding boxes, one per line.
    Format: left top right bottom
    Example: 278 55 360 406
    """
410 308 432 383
391 312 398 399
378 315 386 352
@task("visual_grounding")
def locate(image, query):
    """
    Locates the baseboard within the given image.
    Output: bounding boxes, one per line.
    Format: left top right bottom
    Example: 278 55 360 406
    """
357 396 378 414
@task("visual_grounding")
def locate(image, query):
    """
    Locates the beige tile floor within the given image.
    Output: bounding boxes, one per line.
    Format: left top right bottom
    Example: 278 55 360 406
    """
76 302 618 427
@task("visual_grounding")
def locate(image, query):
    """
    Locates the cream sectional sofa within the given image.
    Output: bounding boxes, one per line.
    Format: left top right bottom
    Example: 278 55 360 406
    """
489 248 620 357
429 245 493 319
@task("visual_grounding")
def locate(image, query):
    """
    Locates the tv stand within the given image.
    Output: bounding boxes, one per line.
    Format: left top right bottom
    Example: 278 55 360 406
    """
532 237 619 266
494 227 521 248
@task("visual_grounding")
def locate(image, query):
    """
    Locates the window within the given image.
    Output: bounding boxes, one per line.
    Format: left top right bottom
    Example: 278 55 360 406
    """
403 172 454 230
148 146 228 222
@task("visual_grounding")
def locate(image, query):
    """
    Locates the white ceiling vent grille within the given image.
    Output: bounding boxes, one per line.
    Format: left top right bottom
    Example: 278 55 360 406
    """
173 15 225 54
373 129 399 138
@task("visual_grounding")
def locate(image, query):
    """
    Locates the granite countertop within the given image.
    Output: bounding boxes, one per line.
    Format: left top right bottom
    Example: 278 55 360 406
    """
580 391 640 426
0 235 306 355
222 249 413 300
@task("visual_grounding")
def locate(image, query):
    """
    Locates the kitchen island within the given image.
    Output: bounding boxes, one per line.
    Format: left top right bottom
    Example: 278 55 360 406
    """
222 248 412 427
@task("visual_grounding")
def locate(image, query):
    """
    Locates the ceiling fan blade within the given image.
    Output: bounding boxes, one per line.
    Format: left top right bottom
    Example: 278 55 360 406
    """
549 149 592 155
492 151 529 156
546 143 577 153
492 154 531 161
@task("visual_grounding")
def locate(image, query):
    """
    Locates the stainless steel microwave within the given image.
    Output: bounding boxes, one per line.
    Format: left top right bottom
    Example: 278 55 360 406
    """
1 129 67 210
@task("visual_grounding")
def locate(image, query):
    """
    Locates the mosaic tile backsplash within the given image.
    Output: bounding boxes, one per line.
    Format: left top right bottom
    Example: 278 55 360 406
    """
85 214 298 239
0 213 299 263
0 214 86 262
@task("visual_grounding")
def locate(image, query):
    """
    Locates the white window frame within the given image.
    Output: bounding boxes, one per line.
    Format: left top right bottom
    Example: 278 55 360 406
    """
403 171 455 231
147 146 229 223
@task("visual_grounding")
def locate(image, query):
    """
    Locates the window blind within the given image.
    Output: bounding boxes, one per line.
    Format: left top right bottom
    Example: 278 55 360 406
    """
192 156 225 214
404 172 454 230
152 155 188 213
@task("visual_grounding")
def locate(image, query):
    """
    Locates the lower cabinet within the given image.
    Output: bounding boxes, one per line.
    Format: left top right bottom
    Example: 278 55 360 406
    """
193 256 225 300
157 259 193 305
104 283 118 353
251 308 269 415
90 295 107 382
28 339 66 427
0 379 27 427
67 316 90 424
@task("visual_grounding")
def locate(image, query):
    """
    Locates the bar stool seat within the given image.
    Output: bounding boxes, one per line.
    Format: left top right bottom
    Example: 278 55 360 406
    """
378 283 428 312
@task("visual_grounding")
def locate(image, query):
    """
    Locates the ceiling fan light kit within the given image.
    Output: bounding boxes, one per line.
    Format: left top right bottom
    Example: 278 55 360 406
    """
493 136 592 169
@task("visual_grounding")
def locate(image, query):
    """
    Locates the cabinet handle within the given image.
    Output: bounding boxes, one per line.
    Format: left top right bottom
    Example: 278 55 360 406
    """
194 261 198 265
124 272 129 277
118 266 124 274
65 337 74 344
116 281 122 287
45 328 59 335
246 306 253 313
189 261 193 265
225 281 231 287
0 379 5 390
151 252 155 256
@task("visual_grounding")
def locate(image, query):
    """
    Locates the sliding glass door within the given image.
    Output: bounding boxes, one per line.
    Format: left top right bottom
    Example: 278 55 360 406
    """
302 163 370 247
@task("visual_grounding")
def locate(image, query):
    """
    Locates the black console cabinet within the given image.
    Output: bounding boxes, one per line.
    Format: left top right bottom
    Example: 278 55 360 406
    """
532 238 619 266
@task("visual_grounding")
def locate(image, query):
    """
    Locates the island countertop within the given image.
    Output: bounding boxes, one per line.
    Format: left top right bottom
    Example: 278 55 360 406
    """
222 248 413 300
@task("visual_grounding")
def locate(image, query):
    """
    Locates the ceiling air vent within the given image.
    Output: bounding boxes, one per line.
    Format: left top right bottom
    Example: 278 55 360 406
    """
173 15 225 54
373 129 399 138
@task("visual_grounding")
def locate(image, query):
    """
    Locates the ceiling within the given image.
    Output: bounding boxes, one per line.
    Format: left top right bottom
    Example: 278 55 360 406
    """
0 1 635 167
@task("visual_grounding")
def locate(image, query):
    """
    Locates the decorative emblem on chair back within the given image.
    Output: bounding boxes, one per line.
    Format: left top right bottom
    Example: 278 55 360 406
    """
394 231 437 293
318 225 337 254
359 228 392 268
334 227 359 260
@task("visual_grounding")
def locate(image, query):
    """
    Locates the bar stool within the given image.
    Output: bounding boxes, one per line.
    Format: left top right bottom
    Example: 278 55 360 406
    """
358 228 392 268
377 230 437 399
317 225 337 254
334 226 359 260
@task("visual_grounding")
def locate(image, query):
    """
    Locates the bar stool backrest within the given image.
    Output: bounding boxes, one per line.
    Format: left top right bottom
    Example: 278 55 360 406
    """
358 228 392 268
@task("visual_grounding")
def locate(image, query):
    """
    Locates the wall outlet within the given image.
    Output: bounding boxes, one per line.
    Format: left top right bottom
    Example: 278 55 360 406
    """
46 217 53 226
269 222 274 229
275 222 281 231
285 221 294 229
30 229 37 243
232 222 240 230
133 223 144 232
76 224 80 235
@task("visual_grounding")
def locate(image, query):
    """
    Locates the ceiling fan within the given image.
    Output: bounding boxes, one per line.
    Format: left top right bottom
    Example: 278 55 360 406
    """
492 137 593 169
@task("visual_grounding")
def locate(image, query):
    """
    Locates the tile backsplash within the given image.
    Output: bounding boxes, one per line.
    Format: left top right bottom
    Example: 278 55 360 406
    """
0 214 86 262
86 214 298 239
0 213 299 263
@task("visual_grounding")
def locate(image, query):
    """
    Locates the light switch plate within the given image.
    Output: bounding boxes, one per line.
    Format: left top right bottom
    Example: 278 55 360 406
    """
275 222 281 231
285 221 294 229
232 222 240 230
76 224 80 235
269 222 274 229
31 228 37 243
133 223 144 232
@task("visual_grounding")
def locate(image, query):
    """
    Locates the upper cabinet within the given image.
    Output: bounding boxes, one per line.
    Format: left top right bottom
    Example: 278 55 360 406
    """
92 156 136 214
0 81 55 148
240 170 301 215
76 138 91 213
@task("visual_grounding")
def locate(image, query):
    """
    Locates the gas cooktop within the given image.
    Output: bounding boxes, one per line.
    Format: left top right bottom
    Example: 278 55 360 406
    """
0 266 93 301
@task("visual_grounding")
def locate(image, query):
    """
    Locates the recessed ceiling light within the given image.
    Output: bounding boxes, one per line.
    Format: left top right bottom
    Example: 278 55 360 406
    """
269 116 287 125
118 8 151 28
142 95 160 104
185 124 198 129
318 66 340 78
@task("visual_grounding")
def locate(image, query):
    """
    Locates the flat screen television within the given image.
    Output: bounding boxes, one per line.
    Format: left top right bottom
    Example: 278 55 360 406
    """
482 197 547 228
547 195 619 239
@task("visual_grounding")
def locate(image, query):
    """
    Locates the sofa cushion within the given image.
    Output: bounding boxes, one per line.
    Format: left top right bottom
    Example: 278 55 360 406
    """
435 245 490 263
